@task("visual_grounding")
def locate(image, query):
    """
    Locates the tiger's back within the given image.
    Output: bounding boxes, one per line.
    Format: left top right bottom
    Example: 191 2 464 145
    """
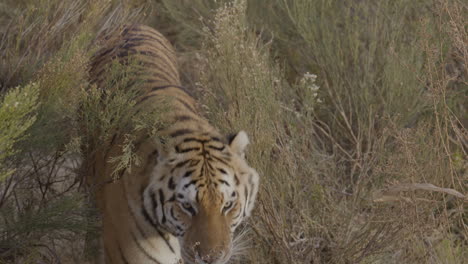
90 24 201 121
85 24 259 264
88 24 188 264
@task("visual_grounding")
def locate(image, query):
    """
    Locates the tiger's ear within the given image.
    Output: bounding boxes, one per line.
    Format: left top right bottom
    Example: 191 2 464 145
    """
228 131 250 157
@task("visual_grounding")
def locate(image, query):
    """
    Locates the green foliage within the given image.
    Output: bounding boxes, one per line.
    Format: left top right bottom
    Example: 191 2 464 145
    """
0 194 98 262
0 83 39 181
80 57 170 181
78 57 149 180
0 0 151 263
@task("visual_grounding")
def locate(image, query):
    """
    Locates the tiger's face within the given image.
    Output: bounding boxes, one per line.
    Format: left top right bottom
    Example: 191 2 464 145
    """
143 131 259 264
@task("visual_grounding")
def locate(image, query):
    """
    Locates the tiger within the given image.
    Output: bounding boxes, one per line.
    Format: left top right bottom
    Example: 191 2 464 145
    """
83 24 260 264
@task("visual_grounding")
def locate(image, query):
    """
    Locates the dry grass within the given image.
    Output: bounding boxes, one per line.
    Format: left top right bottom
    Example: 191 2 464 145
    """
169 0 467 263
0 0 466 263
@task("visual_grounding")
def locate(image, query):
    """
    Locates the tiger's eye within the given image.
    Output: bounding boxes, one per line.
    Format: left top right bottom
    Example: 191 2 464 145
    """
224 201 233 209
180 202 196 216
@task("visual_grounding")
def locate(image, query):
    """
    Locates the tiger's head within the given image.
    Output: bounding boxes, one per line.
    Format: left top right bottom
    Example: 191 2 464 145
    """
143 131 259 264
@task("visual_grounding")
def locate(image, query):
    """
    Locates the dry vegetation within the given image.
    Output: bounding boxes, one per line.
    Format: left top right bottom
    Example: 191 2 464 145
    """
0 0 466 263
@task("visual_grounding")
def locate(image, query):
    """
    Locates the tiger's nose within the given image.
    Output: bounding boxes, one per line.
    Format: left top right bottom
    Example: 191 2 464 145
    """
201 255 216 264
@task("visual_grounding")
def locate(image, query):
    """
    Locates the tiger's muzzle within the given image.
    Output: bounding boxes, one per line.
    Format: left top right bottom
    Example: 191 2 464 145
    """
181 206 232 264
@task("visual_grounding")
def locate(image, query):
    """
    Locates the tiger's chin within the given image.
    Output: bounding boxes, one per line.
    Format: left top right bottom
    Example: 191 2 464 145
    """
179 243 232 264
181 255 230 264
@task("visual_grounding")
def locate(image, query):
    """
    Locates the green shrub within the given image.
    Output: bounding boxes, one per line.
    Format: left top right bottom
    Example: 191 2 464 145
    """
0 83 39 181
0 1 150 263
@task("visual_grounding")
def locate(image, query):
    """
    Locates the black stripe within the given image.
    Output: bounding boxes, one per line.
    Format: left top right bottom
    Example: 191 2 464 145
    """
149 149 159 159
176 115 195 121
204 160 215 171
170 207 177 221
208 145 225 151
118 244 130 264
145 78 176 85
217 168 228 174
185 205 196 216
136 86 199 106
105 246 117 264
93 47 115 61
124 33 175 53
131 209 160 252
116 49 178 81
171 159 191 172
140 205 175 254
120 41 142 50
135 94 158 105
211 136 222 142
243 185 249 217
176 98 197 113
126 37 155 42
116 50 130 58
159 174 166 181
136 53 178 79
132 59 178 83
121 26 131 35
140 186 157 229
219 179 230 186
233 208 242 220
183 137 207 143
183 179 198 189
183 170 195 178
136 71 174 85
124 183 166 257
168 194 176 202
130 230 162 264
131 49 159 60
127 182 176 256
211 155 229 166
135 50 177 77
190 159 201 166
170 129 194 138
176 147 201 153
150 85 193 97
155 228 176 254
135 59 178 82
142 207 158 229
168 177 176 190
158 189 166 224
92 67 107 82
151 191 159 221
125 27 173 43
